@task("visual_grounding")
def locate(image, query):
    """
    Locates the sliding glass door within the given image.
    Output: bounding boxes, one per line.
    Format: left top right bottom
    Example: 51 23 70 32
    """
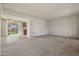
8 20 18 36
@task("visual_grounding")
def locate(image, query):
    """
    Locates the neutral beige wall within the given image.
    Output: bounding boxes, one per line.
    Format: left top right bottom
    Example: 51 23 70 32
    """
0 3 2 49
77 16 79 37
1 19 8 44
0 19 1 54
0 19 1 39
48 15 79 38
30 18 48 36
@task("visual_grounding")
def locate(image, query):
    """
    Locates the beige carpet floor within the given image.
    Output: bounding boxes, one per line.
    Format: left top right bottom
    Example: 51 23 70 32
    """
1 35 79 56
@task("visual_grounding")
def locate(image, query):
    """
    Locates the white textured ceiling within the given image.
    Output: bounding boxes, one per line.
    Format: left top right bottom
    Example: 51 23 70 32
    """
3 3 79 20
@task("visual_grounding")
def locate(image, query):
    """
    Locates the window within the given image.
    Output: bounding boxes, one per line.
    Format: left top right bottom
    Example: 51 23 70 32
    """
8 20 18 35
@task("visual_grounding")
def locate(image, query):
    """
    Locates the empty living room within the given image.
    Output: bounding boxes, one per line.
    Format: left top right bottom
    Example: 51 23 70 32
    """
0 3 79 56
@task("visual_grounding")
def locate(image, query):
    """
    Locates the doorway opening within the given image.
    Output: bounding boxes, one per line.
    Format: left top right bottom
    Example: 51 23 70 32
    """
22 22 27 35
